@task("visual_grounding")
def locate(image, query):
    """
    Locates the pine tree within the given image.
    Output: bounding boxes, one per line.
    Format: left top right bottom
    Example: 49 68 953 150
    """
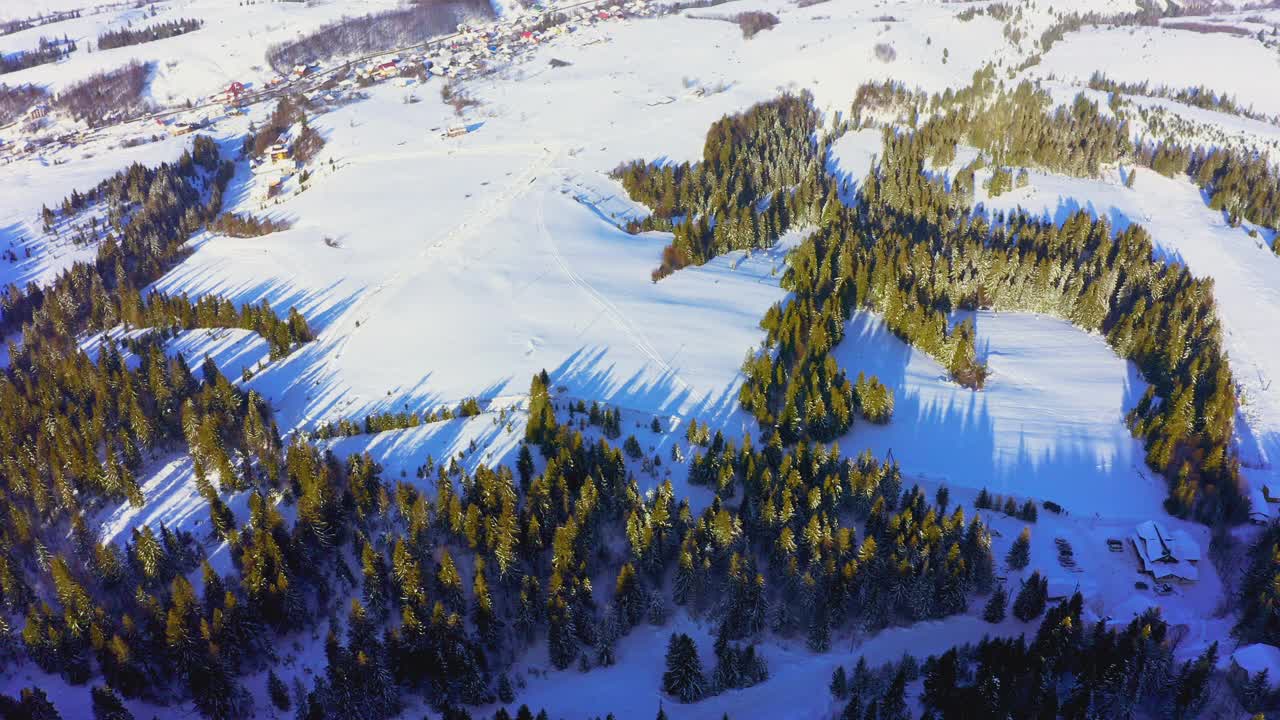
879 668 910 720
1006 527 1031 570
517 444 535 490
976 488 991 509
1012 571 1048 622
982 585 1007 623
268 669 291 711
90 686 134 720
595 610 620 668
1171 642 1217 719
663 633 705 703
6 687 62 720
1240 668 1269 712
614 563 645 629
497 673 516 704
831 666 849 699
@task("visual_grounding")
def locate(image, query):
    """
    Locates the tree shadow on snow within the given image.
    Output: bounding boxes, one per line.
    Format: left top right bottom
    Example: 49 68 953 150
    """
833 310 1164 517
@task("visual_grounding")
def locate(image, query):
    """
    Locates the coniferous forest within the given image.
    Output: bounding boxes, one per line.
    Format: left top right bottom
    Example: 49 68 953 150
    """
96 18 204 51
620 75 1243 525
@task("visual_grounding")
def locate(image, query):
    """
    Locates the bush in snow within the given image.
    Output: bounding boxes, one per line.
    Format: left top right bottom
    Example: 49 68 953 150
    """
734 11 779 39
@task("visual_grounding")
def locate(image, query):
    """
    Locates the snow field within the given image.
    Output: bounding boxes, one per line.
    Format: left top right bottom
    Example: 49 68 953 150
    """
1035 23 1280 119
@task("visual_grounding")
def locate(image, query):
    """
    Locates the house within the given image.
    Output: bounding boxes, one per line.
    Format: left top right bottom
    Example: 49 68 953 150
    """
268 143 290 163
1230 644 1280 689
1131 520 1200 582
374 61 399 79
224 81 245 104
444 125 468 138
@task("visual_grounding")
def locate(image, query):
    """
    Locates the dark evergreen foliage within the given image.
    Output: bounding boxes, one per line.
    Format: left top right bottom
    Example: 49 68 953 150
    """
982 584 1007 624
1011 571 1048 622
0 36 75 74
97 19 203 51
1237 522 1280 645
662 632 705 703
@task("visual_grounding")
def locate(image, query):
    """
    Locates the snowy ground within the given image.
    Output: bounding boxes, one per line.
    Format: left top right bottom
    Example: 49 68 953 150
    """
82 326 272 379
0 0 407 103
0 133 192 291
833 310 1161 519
1035 21 1280 118
969 163 1280 508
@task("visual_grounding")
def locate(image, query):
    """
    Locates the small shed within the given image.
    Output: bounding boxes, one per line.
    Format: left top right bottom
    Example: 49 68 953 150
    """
1046 575 1096 601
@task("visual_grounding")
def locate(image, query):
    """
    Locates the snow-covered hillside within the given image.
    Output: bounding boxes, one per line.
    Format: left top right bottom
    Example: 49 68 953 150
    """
2 0 1279 718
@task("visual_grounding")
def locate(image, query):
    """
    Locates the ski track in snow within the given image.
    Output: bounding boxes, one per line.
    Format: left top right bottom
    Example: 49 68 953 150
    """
536 180 691 392
296 143 560 430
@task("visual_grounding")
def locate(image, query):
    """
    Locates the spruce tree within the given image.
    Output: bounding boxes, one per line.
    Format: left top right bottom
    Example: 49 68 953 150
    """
1006 527 1031 570
662 633 705 703
268 669 291 711
982 585 1007 623
1171 642 1217 719
90 686 134 720
1012 571 1048 622
497 674 516 704
831 666 849 699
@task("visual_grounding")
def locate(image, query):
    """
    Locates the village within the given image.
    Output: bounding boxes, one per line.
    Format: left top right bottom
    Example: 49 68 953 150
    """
0 0 663 169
